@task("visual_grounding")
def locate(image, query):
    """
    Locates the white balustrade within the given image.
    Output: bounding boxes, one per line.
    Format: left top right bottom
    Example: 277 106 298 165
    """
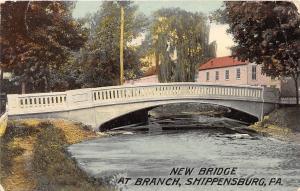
8 83 272 115
280 97 300 104
91 83 263 103
7 92 67 115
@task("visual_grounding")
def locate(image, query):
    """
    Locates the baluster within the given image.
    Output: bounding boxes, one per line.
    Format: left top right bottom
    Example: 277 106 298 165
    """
166 86 170 96
96 92 99 100
29 98 32 107
135 88 139 98
131 88 134 98
113 90 116 99
114 90 118 99
118 89 120 99
139 88 143 97
34 98 37 107
104 91 107 100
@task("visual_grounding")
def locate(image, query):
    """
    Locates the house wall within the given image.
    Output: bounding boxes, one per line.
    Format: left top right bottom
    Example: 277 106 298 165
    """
124 75 159 85
280 77 300 97
126 63 283 90
197 64 248 85
197 63 281 89
246 63 281 89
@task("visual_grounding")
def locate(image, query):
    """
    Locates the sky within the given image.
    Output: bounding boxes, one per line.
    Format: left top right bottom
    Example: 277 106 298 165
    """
72 0 235 57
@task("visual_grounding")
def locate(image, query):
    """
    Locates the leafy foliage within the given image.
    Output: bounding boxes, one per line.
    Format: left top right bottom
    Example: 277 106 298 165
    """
212 2 300 104
150 8 216 82
0 1 87 93
75 2 148 87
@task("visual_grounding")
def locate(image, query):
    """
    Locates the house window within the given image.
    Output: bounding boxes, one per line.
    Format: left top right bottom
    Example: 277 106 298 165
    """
236 68 241 79
225 70 229 80
206 72 209 81
252 65 257 80
215 71 219 81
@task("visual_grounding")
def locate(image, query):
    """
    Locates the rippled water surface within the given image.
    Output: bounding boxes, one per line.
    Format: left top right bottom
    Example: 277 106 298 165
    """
68 115 300 191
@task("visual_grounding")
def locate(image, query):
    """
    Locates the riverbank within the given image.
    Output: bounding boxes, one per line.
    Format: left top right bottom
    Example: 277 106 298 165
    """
0 119 111 191
250 106 300 143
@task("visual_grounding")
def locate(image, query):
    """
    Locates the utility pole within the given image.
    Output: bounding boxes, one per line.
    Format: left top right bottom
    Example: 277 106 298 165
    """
120 3 124 85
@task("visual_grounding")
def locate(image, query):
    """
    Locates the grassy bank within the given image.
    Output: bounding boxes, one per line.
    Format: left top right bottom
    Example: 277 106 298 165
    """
0 119 111 191
250 107 300 142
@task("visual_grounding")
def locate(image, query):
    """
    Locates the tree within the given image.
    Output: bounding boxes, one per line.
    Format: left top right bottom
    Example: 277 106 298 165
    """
213 2 300 105
76 2 148 87
0 1 87 93
150 8 216 82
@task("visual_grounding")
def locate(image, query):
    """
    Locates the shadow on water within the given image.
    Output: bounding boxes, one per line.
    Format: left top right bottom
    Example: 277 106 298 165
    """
68 112 300 191
99 103 258 131
111 113 258 137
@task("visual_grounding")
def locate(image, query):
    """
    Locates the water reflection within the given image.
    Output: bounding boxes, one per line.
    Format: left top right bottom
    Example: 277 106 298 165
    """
68 115 300 191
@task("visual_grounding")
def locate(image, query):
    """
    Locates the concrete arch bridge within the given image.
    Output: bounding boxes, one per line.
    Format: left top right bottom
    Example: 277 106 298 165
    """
7 83 280 131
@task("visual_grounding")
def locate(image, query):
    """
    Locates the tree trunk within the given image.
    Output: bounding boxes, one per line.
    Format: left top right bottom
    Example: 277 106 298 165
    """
155 51 159 74
0 68 3 114
294 75 299 106
44 77 48 93
21 82 26 94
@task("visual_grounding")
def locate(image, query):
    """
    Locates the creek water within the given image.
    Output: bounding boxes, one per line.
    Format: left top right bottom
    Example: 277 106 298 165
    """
68 114 300 191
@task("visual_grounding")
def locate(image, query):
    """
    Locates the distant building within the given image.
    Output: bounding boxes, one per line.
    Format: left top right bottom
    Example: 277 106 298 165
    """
125 75 159 85
197 56 281 89
124 56 299 98
125 66 158 85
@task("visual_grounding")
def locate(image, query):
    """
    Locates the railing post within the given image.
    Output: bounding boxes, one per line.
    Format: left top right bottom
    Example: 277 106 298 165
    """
66 89 93 109
7 94 19 115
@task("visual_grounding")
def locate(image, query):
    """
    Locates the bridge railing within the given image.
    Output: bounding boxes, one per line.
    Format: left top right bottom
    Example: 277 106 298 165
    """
8 83 277 115
91 83 263 103
7 92 67 114
280 97 300 105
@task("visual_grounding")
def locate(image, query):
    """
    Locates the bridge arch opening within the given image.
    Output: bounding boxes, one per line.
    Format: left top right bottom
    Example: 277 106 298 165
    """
99 102 258 131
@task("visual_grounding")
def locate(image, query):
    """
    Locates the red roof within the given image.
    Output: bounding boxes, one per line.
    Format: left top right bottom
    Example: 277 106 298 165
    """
199 56 248 71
